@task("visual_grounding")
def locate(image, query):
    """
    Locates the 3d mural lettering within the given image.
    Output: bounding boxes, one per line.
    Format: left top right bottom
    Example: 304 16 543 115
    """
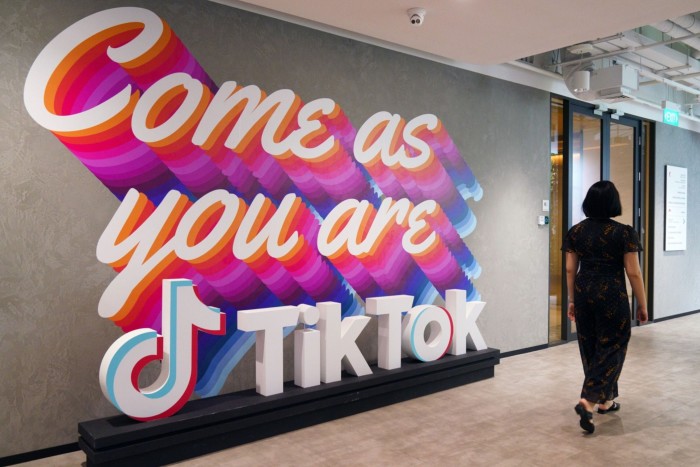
24 7 485 420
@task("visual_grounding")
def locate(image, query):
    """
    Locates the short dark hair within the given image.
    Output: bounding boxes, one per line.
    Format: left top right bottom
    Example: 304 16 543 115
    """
582 180 622 218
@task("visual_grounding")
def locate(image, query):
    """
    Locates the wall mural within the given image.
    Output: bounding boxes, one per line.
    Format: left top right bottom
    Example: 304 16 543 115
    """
24 7 484 420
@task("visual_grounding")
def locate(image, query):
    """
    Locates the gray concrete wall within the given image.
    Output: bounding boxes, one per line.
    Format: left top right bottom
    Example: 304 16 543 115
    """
0 0 550 456
653 125 700 320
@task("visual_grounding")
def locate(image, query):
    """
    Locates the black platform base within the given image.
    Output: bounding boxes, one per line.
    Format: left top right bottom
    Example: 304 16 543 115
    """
79 348 500 466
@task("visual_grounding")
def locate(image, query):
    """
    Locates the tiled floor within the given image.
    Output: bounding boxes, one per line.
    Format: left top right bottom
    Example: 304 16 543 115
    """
18 312 700 466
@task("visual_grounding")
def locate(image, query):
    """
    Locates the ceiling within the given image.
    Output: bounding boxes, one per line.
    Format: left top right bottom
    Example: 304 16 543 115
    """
213 0 700 126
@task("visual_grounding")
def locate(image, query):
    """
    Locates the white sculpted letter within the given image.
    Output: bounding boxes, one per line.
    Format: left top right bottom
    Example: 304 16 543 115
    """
366 295 414 370
294 305 321 388
445 289 487 353
317 302 372 382
238 305 300 396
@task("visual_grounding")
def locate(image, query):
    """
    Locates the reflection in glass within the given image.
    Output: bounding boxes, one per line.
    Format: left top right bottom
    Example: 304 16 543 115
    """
609 122 635 315
548 99 564 343
609 123 634 227
571 113 601 225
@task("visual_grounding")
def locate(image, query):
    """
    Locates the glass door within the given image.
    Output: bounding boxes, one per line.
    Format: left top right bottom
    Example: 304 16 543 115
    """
608 119 642 323
566 109 603 339
548 98 644 343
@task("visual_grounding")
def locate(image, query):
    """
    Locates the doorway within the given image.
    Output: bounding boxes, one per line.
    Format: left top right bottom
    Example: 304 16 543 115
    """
548 97 647 343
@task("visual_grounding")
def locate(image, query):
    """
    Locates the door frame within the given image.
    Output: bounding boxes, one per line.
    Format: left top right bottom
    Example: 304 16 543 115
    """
559 99 645 342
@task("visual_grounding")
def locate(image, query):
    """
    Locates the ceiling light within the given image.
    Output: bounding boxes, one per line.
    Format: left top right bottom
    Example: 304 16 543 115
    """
567 43 595 55
571 70 590 93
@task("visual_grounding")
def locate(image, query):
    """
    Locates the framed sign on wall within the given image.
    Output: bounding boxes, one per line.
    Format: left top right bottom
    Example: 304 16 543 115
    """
664 165 687 251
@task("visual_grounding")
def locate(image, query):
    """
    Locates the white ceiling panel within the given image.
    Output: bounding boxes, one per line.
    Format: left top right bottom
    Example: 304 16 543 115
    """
214 0 700 65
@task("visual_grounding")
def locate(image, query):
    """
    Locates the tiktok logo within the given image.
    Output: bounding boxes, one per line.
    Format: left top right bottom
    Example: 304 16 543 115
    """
99 280 225 421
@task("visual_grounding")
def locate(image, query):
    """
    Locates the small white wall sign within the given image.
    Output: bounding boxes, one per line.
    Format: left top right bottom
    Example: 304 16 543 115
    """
665 165 687 251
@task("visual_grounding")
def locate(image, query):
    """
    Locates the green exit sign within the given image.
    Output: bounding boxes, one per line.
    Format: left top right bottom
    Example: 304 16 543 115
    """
663 108 680 126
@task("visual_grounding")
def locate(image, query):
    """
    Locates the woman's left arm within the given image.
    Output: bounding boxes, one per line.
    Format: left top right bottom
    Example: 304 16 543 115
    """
565 252 579 321
624 252 648 323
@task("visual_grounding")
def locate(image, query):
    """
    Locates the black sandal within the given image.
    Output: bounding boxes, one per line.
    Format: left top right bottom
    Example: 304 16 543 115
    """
597 401 620 414
575 403 595 433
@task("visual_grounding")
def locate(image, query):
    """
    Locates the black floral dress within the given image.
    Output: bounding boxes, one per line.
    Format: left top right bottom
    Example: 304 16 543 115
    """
562 218 642 403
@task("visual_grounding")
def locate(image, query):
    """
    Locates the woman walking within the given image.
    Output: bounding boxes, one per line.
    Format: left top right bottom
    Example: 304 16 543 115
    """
562 181 648 434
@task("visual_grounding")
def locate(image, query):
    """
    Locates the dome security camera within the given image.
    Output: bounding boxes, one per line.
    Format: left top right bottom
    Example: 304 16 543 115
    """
407 8 426 26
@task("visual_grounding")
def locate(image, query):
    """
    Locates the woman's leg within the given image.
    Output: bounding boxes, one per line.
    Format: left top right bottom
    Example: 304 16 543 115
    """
573 285 600 433
574 288 598 402
582 278 632 403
